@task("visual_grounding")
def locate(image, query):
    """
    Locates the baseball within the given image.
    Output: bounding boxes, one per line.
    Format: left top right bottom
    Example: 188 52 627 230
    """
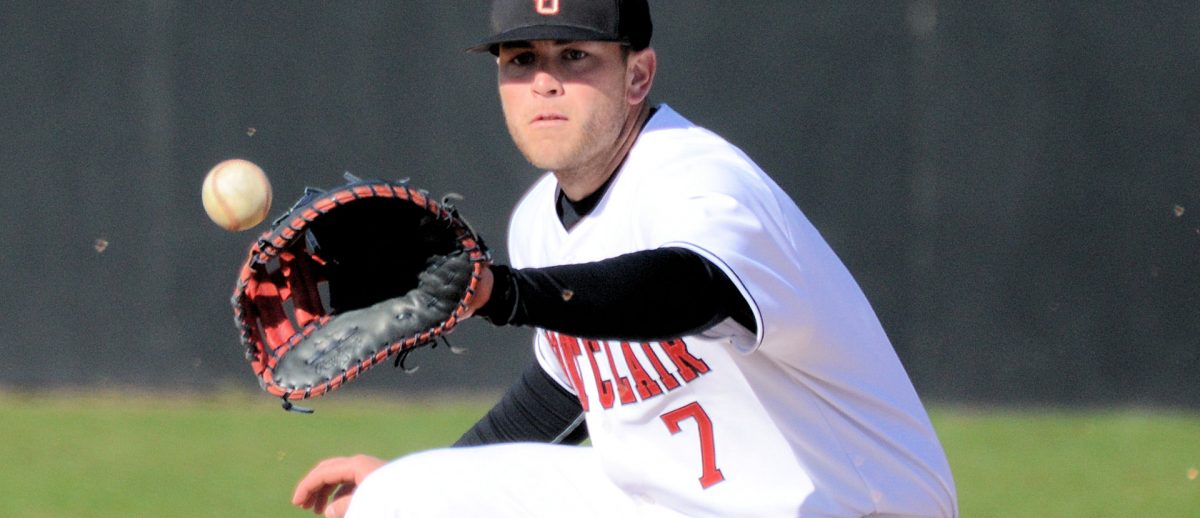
202 158 272 231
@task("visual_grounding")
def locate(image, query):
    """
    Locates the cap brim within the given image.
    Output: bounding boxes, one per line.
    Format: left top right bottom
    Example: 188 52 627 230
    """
466 25 626 54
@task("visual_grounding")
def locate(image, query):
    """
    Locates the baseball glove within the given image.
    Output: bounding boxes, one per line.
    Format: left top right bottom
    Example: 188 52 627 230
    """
232 174 488 412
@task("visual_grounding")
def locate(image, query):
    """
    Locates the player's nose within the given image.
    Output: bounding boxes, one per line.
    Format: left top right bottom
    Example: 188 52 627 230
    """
531 68 562 96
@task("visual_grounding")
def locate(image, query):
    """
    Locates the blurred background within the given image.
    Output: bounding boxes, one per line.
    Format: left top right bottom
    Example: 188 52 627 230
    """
1 0 1196 408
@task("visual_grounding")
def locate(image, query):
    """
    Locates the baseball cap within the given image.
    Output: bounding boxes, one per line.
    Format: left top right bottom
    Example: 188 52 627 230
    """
468 0 653 55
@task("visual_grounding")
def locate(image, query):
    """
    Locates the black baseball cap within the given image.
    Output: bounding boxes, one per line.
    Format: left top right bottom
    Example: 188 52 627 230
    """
468 0 653 55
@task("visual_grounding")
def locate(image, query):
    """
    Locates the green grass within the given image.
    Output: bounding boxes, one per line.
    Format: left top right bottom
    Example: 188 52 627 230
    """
1 391 1197 517
932 406 1200 517
0 390 489 518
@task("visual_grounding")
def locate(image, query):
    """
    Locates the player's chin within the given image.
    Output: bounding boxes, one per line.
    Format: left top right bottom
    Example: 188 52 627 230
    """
516 139 577 171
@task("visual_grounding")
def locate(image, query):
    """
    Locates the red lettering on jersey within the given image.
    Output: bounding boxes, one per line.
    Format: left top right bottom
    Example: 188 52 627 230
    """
549 333 710 411
621 342 664 400
545 331 565 379
534 0 560 16
640 342 682 391
661 402 726 489
546 332 589 411
582 339 615 409
600 340 636 405
661 339 711 383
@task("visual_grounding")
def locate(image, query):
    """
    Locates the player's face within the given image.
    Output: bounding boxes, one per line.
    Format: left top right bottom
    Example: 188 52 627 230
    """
496 40 636 175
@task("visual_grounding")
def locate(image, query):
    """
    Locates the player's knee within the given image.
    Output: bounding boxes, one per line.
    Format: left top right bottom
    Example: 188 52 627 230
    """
347 449 462 516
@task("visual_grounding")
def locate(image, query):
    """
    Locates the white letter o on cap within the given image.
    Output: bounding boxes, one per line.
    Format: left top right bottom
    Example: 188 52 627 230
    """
536 0 560 16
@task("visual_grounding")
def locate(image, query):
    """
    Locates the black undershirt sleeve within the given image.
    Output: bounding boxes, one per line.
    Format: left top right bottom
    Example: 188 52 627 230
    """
476 247 756 341
454 360 587 446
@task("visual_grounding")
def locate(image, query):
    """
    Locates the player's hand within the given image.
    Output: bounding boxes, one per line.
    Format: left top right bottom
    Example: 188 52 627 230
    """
292 454 386 518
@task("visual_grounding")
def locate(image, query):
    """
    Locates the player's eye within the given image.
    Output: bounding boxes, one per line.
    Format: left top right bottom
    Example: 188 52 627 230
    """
509 52 536 66
563 49 588 61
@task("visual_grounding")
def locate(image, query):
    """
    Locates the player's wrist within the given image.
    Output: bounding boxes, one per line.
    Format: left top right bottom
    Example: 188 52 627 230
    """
471 264 518 325
468 265 494 315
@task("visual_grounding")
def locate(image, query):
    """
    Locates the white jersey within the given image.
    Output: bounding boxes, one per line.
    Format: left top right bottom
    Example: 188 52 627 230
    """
507 105 957 517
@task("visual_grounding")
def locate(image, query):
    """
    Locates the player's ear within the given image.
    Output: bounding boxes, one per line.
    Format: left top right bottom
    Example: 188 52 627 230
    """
626 47 656 105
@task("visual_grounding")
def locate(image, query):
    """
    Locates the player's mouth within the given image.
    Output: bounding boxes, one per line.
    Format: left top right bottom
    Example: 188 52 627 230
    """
531 113 568 128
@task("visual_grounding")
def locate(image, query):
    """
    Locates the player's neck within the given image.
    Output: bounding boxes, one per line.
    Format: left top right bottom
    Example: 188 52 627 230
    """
556 103 651 201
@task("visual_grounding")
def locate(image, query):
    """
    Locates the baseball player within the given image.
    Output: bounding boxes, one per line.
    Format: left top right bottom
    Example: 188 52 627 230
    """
293 1 958 516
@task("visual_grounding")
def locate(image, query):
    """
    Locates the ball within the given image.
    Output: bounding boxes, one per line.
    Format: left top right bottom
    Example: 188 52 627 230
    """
202 158 273 231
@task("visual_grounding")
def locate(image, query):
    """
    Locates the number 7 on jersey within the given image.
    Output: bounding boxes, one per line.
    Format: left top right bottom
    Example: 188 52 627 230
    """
660 401 725 489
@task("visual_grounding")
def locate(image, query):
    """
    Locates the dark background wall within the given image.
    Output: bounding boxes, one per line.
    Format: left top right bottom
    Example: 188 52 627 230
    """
1 1 1196 406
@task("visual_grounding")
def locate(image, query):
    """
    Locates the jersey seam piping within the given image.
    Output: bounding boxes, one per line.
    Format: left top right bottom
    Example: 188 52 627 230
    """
551 412 587 444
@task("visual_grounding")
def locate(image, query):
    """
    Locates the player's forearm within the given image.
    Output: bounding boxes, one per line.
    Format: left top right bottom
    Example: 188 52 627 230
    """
475 247 754 340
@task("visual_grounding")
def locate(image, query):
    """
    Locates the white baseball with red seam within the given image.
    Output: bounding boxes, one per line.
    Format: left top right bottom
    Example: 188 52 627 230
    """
202 158 272 231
